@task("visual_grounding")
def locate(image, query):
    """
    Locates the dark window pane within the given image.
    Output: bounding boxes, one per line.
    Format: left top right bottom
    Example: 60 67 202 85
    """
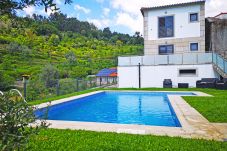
159 46 166 54
190 43 198 51
159 45 174 54
190 13 198 22
179 69 197 76
166 45 173 53
158 16 174 38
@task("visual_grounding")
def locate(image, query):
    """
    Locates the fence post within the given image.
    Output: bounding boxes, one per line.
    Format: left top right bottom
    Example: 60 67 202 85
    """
100 78 102 87
138 63 141 89
76 79 79 92
90 79 92 88
22 75 29 100
23 79 27 100
56 80 60 96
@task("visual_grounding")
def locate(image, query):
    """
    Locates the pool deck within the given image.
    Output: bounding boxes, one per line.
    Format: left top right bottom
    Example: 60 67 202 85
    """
34 90 227 141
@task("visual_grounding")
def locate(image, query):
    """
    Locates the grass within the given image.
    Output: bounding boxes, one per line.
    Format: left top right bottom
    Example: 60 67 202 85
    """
183 89 227 123
29 88 227 123
27 129 227 151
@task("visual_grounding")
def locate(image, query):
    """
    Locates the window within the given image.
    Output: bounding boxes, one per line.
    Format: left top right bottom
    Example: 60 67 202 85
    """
190 13 198 22
158 16 174 38
190 43 198 51
179 69 197 77
159 45 174 55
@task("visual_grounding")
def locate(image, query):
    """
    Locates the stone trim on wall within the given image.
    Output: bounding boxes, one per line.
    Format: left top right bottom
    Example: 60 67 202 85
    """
144 37 205 55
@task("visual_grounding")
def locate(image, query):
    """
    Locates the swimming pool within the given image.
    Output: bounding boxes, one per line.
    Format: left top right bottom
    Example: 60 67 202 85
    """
35 91 195 127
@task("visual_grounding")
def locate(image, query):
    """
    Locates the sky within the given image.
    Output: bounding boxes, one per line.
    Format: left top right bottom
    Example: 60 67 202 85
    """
17 0 227 35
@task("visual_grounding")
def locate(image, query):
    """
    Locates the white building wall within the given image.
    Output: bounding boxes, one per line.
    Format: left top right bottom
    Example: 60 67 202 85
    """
118 64 216 88
147 5 201 40
118 67 139 88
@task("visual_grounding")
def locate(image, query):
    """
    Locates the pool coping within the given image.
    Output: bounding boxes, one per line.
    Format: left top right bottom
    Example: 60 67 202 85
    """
34 90 224 141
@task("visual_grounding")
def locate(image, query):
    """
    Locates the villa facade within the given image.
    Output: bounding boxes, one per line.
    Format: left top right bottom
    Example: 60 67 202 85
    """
142 1 205 55
117 0 221 88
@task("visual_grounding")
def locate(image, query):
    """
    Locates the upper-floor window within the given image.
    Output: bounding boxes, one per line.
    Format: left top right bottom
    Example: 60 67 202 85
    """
190 43 198 51
159 45 174 55
158 16 174 38
190 13 198 22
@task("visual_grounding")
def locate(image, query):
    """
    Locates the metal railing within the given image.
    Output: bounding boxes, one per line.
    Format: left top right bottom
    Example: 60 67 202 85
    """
212 52 227 74
118 53 213 66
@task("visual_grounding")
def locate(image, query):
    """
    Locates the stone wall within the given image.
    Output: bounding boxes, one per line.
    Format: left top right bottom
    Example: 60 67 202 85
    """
206 18 227 53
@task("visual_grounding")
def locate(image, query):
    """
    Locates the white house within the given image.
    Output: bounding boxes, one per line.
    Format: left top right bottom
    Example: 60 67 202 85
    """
118 0 220 88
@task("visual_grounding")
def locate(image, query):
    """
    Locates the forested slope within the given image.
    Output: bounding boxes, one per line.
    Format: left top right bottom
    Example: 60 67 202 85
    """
0 13 143 90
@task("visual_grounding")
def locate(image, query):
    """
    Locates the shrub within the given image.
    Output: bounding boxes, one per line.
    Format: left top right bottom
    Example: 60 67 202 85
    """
27 78 48 101
40 64 59 88
58 78 77 95
0 92 48 151
0 71 14 90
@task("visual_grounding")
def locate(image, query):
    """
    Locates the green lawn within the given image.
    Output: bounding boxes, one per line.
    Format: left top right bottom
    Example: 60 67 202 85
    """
27 129 227 151
183 89 227 123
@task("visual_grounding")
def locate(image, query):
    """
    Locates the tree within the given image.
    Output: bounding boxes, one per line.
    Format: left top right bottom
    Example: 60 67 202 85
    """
48 34 60 46
36 24 59 36
103 27 112 39
7 42 22 54
65 51 76 66
0 0 72 15
40 64 59 88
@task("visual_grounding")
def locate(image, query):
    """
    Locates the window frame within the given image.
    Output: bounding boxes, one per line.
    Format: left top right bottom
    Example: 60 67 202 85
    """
189 12 199 23
190 42 199 51
178 68 198 77
158 44 174 55
158 15 174 38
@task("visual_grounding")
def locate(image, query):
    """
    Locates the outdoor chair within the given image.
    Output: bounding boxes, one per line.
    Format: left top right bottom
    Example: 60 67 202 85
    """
196 78 217 88
163 79 172 88
215 78 227 90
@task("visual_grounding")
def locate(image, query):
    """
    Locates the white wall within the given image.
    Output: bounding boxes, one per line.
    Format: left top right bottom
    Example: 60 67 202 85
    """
118 66 139 88
147 4 201 40
118 64 216 88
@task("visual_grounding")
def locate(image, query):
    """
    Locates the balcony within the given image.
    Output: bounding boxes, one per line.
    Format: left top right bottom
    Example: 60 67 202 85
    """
118 53 213 66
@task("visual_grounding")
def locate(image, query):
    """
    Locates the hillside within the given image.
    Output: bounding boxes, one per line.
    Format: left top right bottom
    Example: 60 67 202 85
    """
0 13 143 91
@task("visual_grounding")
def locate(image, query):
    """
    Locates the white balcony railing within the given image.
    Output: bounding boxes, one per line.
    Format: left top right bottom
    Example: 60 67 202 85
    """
118 53 213 66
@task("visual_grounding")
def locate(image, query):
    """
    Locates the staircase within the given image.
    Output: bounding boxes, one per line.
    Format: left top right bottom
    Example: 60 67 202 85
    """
212 52 227 78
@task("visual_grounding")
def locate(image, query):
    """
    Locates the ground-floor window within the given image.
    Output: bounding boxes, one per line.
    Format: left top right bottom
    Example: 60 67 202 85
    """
159 45 174 55
179 69 197 77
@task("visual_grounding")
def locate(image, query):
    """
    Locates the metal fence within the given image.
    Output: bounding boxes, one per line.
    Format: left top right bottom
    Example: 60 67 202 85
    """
26 78 117 101
212 52 227 73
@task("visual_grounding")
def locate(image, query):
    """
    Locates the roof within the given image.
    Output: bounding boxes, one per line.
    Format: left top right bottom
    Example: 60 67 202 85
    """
141 0 206 16
214 12 227 18
96 68 117 77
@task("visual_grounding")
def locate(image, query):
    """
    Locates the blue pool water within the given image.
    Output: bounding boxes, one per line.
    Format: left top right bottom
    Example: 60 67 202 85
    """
35 91 195 127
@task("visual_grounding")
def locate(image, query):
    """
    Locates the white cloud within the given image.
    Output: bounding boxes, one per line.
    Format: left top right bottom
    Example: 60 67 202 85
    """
206 0 227 17
115 12 142 33
23 6 35 15
74 4 91 14
110 0 227 33
103 8 110 17
87 18 110 29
